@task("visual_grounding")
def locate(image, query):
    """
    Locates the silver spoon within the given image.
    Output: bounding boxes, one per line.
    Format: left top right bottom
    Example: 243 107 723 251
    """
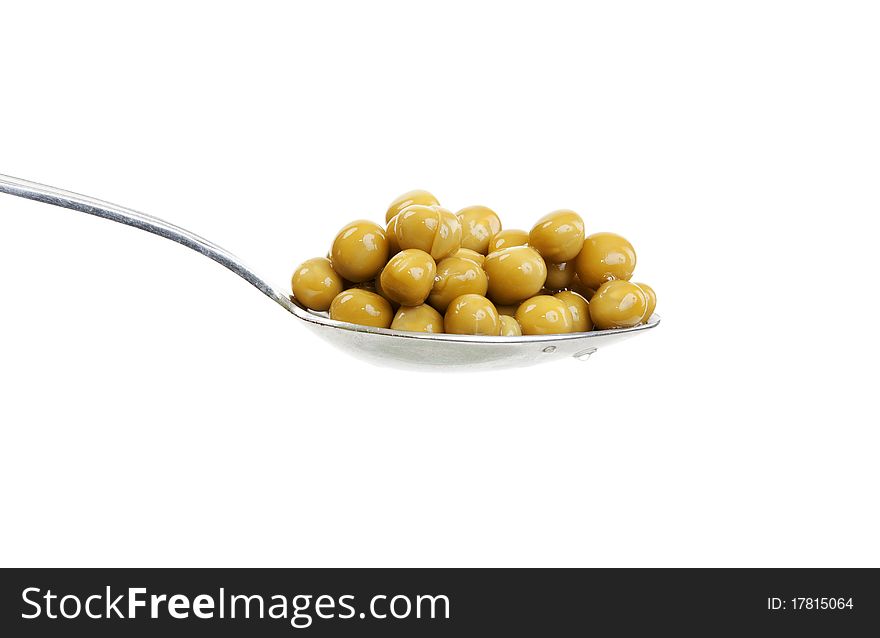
0 174 659 370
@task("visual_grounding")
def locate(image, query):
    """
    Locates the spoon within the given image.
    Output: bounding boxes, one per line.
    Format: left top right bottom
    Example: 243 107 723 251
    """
0 174 659 370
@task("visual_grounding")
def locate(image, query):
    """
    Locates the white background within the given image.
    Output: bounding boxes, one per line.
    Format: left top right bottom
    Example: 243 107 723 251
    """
1 1 878 567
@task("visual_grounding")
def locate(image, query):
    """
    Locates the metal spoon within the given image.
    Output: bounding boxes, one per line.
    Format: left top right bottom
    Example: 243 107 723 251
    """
0 174 659 370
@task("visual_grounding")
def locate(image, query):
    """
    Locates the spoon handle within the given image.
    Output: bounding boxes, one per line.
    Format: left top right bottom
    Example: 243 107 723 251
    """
0 173 297 314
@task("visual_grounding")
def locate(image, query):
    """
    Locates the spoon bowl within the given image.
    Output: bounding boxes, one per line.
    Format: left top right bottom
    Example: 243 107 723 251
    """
293 301 659 370
0 174 659 370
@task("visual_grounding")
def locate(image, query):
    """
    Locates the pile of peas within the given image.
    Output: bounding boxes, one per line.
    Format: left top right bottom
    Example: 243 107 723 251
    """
291 190 656 336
